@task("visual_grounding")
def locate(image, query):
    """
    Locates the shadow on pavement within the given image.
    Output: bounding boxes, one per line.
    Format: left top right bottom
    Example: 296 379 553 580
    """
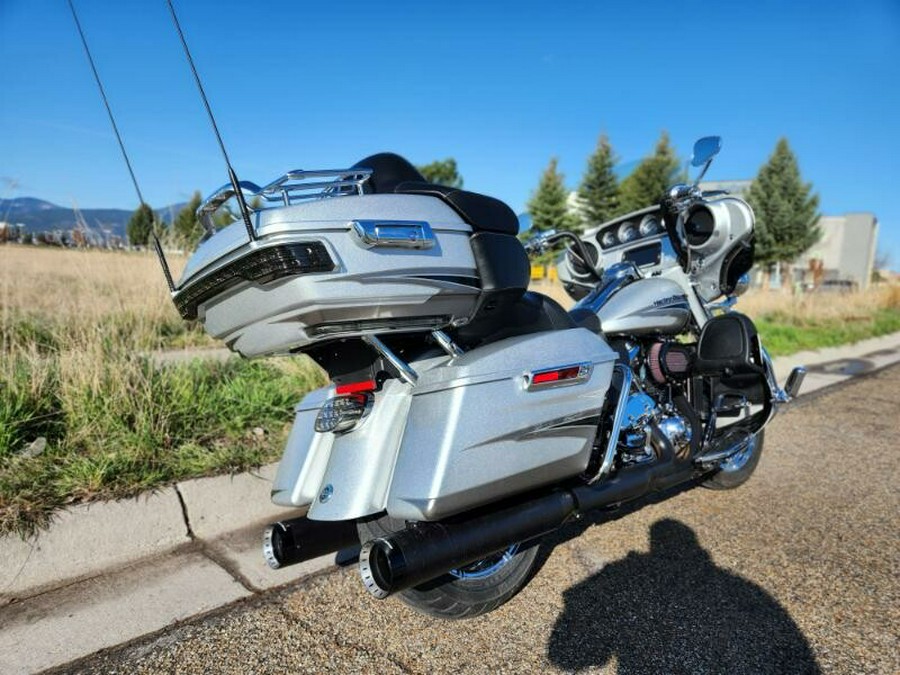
546 519 820 674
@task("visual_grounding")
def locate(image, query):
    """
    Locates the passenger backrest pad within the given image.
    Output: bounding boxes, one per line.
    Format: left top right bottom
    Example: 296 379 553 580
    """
455 231 531 345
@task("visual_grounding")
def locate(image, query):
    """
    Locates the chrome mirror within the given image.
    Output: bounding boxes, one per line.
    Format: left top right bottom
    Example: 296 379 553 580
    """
691 136 722 186
732 272 750 297
691 136 722 167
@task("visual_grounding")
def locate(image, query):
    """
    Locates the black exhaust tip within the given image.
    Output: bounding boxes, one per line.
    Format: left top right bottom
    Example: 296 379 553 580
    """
359 538 401 598
263 516 359 570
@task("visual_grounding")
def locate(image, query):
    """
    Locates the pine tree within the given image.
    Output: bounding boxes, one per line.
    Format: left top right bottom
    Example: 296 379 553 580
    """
527 158 577 233
578 133 619 227
616 131 680 216
126 203 154 247
417 158 463 188
173 192 204 250
746 138 820 268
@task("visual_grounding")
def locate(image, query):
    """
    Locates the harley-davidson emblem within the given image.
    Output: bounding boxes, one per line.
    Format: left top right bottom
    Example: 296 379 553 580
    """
652 294 689 308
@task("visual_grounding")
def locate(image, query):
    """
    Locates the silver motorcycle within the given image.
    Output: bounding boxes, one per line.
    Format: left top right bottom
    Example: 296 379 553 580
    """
167 136 805 619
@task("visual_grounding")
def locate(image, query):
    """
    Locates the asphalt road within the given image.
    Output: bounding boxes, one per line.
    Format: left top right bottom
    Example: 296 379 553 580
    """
59 365 900 675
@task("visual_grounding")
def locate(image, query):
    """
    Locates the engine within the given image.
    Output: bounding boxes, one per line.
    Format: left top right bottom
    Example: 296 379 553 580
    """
615 339 697 466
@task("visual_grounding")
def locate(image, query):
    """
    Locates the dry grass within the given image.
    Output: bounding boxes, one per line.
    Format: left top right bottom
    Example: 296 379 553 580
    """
0 245 208 351
0 245 325 537
737 285 900 324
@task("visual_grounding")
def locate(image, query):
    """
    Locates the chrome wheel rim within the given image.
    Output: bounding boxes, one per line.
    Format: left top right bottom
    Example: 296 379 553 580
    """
718 433 759 473
448 544 520 580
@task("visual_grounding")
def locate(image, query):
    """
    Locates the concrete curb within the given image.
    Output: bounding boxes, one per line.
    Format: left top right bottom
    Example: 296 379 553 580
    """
176 463 292 540
0 488 189 605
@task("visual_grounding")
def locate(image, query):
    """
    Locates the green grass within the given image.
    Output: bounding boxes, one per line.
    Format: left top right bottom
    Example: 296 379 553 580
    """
0 350 325 538
756 307 900 356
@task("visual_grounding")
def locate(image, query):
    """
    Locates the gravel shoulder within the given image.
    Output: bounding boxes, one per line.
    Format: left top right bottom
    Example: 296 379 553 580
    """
60 364 900 675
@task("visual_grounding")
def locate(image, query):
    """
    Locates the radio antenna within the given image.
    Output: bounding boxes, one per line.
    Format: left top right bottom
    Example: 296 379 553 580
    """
67 0 176 291
165 0 257 243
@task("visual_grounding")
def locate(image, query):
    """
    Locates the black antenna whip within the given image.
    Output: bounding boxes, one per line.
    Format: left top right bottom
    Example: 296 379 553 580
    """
165 0 257 242
67 0 175 291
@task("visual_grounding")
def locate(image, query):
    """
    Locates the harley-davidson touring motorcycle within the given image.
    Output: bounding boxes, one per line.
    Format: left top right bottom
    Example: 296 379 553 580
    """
166 136 805 619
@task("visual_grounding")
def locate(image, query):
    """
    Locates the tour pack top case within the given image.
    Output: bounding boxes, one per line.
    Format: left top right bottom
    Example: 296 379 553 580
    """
172 154 527 357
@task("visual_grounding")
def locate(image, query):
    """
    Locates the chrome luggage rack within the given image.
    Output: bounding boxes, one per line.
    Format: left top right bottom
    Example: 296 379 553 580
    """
196 167 373 233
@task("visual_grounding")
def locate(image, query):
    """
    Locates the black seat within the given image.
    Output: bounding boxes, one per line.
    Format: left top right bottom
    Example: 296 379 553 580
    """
454 291 577 347
351 153 519 235
393 182 519 236
352 153 426 193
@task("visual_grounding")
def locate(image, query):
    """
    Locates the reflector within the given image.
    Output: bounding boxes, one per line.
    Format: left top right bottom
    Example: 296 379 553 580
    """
525 362 593 391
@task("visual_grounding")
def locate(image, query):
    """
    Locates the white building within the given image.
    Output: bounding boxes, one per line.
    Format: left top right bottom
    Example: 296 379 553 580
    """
795 213 879 290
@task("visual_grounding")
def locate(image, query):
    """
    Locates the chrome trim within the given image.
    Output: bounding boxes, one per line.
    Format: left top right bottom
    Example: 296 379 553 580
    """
785 366 806 399
524 362 593 392
359 538 391 599
197 179 263 237
449 544 520 580
572 261 641 316
314 393 374 434
432 330 464 359
197 167 373 234
705 295 738 314
760 345 788 406
262 524 281 569
363 335 418 385
352 220 436 250
589 363 633 484
695 432 754 469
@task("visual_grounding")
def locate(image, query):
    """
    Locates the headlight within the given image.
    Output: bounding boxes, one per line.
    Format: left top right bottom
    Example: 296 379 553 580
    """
601 231 618 248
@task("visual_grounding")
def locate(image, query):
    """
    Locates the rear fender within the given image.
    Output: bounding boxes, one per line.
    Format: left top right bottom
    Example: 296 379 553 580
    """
270 378 415 521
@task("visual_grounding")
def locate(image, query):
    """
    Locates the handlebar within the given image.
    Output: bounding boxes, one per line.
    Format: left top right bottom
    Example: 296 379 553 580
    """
524 230 600 281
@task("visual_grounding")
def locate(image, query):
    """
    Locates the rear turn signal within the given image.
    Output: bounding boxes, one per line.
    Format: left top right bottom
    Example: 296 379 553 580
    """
315 393 373 434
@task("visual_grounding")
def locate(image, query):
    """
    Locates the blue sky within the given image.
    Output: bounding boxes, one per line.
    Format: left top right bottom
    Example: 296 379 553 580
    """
2 1 898 267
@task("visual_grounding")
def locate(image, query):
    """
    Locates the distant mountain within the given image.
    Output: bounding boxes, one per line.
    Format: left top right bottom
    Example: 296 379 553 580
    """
0 197 189 237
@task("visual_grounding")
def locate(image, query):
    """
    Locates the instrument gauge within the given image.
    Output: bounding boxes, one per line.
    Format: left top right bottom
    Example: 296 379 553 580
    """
618 222 638 244
639 215 662 237
601 230 618 248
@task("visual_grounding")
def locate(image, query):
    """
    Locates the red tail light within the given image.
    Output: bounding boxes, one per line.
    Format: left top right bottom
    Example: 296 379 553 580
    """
335 379 377 395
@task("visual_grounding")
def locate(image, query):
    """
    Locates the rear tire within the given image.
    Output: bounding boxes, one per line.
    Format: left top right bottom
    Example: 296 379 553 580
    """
357 515 539 619
702 430 765 490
